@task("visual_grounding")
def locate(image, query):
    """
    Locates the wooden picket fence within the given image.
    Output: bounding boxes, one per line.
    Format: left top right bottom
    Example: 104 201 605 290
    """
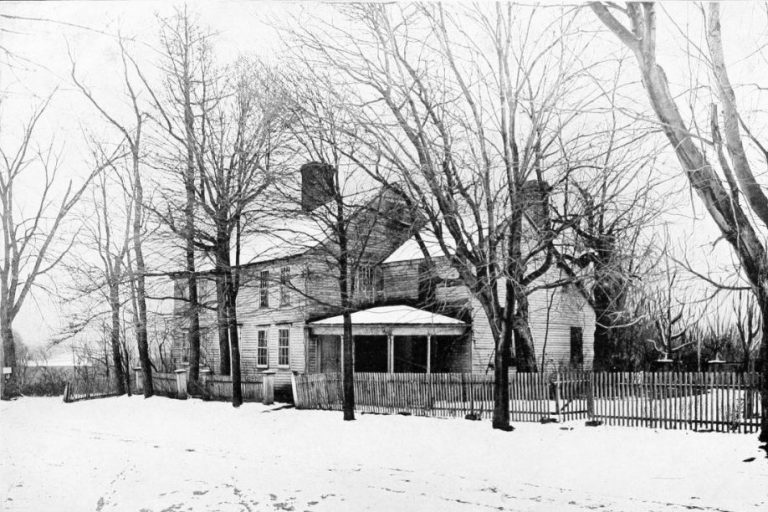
591 372 762 433
63 374 121 402
293 371 763 433
152 372 178 398
204 375 265 402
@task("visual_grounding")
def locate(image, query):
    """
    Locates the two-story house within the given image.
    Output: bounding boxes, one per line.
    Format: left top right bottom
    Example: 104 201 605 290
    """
170 164 595 399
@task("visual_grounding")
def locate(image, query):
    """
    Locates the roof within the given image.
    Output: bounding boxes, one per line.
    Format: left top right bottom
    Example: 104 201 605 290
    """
384 231 455 263
309 305 465 326
190 185 390 272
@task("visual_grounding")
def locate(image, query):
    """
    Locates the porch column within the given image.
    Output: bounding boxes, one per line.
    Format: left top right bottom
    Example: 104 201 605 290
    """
426 334 432 374
387 334 394 374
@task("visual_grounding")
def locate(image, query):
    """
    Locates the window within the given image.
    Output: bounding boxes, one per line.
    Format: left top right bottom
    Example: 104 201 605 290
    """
259 270 269 308
257 330 268 367
570 327 584 367
355 264 381 301
280 267 291 306
278 328 290 366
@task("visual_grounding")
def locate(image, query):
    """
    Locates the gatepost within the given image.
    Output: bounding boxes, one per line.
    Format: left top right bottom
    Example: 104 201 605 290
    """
174 369 188 399
262 370 276 405
133 367 143 393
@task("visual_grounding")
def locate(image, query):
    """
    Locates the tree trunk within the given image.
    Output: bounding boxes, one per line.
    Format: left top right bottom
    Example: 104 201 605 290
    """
132 151 153 397
227 279 242 407
337 182 355 421
757 288 768 443
494 307 511 429
342 310 354 421
216 240 241 406
183 39 201 390
0 312 16 398
109 276 126 395
513 294 538 373
186 270 201 388
507 211 537 373
216 276 231 376
591 284 615 371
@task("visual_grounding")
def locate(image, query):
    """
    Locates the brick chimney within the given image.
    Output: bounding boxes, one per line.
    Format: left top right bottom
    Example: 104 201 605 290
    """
520 180 550 229
300 162 335 212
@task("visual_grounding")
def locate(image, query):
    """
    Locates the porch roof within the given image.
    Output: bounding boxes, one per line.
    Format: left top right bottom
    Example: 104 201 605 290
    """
308 305 468 336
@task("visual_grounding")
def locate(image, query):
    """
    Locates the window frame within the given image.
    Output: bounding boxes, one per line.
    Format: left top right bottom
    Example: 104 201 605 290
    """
256 329 269 368
259 270 270 308
355 264 381 301
279 266 291 307
278 328 290 367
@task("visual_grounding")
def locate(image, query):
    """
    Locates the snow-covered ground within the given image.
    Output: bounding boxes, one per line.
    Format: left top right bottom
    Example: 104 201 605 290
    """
1 397 766 512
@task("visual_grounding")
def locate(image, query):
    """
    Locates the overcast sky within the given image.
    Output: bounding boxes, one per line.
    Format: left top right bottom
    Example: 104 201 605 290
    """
2 1 767 348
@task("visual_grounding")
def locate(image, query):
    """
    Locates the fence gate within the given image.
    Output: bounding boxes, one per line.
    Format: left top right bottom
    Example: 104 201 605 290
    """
549 371 591 422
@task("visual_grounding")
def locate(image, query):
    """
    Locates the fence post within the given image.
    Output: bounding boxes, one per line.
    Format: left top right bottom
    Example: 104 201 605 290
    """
199 368 211 400
262 370 276 405
291 371 300 406
133 367 143 394
62 383 70 403
587 372 595 418
175 369 188 400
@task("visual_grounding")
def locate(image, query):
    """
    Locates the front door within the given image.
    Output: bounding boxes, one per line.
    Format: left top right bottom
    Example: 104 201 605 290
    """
318 335 341 373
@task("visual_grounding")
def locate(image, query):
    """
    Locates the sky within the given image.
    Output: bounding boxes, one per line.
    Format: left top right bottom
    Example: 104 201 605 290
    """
2 1 767 348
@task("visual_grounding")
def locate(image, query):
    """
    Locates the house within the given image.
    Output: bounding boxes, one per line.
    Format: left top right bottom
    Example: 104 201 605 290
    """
170 164 595 399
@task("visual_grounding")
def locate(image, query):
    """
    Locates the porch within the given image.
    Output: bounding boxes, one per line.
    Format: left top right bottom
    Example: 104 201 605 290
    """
307 305 470 374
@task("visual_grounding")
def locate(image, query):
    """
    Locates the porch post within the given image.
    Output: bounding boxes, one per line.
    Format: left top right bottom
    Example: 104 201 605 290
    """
426 334 432 374
387 334 394 374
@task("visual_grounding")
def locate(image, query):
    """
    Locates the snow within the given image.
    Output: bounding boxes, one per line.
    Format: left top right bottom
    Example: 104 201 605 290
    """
384 232 453 264
1 396 767 512
309 305 466 326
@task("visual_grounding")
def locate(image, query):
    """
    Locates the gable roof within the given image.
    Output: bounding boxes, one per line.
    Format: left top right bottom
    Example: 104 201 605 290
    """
191 185 398 272
384 231 454 264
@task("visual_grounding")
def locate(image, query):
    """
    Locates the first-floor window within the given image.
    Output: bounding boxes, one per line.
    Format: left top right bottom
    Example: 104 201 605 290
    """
257 330 268 367
278 328 290 366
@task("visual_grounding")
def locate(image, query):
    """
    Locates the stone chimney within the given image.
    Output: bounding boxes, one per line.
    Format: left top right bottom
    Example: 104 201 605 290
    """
300 162 335 212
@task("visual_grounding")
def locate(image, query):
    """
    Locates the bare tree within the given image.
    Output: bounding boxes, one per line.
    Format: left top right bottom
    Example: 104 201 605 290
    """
645 259 695 363
128 8 232 394
286 3 614 429
734 291 761 372
72 38 154 397
591 1 768 442
278 76 415 421
0 100 113 397
61 159 134 395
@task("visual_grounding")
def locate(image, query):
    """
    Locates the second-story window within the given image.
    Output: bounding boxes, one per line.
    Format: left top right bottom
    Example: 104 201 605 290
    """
259 270 269 308
355 264 381 301
280 266 291 307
